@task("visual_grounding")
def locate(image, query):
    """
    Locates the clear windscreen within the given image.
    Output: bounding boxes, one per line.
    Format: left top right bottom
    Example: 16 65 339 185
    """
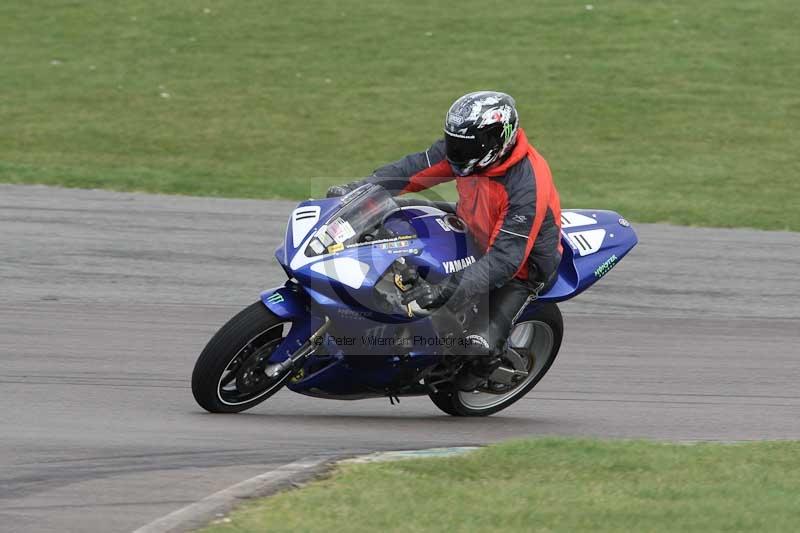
305 184 412 256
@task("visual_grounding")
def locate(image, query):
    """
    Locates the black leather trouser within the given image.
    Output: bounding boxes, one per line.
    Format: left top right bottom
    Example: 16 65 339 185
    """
432 278 537 358
465 279 536 356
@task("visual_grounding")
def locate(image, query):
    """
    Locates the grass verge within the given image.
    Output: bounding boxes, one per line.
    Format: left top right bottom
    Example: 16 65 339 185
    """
2 1 799 230
197 438 800 533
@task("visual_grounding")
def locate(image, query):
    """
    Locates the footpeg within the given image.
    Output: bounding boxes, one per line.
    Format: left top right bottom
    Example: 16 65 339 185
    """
487 366 528 385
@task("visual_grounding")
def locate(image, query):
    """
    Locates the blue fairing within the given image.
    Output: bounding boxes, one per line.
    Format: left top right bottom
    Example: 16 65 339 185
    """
264 189 637 399
259 284 324 364
538 209 638 302
260 284 308 320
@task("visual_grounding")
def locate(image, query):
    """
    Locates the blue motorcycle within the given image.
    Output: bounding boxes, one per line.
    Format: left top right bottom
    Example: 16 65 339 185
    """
192 184 637 416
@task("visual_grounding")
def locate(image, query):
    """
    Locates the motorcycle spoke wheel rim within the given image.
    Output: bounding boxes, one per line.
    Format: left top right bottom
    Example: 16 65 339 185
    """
457 320 554 410
216 322 291 406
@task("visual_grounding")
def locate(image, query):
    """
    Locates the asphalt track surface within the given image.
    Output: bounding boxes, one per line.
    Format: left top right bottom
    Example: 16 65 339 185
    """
1 184 798 532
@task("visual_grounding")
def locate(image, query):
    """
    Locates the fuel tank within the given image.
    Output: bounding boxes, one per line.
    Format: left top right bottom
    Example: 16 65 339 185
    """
384 206 481 283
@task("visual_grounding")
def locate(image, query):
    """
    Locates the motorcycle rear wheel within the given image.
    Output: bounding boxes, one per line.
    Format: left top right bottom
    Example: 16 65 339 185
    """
192 302 293 413
429 302 563 417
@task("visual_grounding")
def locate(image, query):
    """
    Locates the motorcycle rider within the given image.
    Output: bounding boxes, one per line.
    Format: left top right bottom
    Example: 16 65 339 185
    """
327 91 562 389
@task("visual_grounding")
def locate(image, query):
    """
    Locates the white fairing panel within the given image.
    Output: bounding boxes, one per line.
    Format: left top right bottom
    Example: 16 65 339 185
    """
291 206 321 248
401 205 446 218
566 228 606 256
310 257 370 289
560 212 598 228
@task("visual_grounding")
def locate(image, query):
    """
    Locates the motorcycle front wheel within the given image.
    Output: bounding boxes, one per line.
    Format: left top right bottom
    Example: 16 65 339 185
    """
192 302 294 413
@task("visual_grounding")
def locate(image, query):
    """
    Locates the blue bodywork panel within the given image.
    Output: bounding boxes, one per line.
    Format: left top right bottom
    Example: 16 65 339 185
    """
539 209 638 302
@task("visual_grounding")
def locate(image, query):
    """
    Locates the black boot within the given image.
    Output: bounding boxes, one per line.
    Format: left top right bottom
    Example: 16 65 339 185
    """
454 360 502 391
453 335 503 391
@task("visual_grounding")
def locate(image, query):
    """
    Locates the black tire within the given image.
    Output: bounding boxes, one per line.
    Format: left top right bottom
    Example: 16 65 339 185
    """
429 302 563 417
192 302 292 413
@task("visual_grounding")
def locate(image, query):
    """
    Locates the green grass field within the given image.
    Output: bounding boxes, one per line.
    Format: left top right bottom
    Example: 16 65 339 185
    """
2 1 798 230
199 438 800 533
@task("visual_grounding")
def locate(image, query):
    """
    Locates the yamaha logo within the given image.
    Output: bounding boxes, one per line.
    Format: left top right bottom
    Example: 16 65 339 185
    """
442 255 476 274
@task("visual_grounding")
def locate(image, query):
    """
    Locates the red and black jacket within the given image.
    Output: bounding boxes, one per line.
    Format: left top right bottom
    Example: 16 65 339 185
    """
367 128 562 299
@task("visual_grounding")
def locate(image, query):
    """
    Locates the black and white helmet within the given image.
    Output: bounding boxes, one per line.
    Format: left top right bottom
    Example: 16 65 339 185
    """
444 91 520 176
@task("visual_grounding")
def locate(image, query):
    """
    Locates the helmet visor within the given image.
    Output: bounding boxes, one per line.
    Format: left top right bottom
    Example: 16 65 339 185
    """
444 131 486 166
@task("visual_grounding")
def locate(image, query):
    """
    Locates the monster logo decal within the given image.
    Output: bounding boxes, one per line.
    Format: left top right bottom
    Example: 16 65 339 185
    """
594 254 618 278
503 122 514 144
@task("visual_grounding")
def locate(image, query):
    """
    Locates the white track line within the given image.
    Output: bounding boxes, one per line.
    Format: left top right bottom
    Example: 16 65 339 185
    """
132 447 479 533
132 455 334 533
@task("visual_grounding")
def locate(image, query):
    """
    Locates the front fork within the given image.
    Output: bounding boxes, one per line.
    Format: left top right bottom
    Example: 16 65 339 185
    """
260 281 325 367
264 318 330 378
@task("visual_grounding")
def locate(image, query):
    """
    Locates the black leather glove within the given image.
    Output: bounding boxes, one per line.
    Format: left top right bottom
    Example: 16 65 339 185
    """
401 275 460 310
326 179 368 198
